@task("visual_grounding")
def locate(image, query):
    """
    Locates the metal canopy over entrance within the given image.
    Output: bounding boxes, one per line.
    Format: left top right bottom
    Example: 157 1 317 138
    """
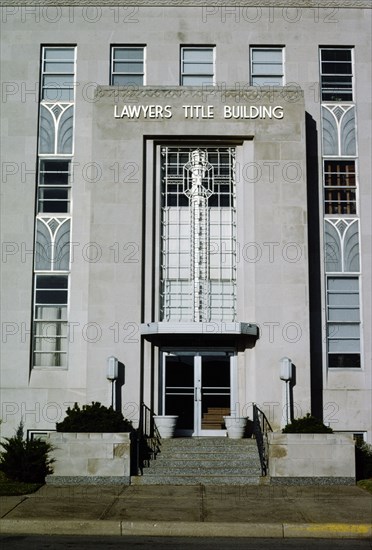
161 351 236 436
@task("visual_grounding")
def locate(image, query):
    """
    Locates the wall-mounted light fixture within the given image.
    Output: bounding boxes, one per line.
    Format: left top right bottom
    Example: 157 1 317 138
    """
107 356 118 409
280 356 293 427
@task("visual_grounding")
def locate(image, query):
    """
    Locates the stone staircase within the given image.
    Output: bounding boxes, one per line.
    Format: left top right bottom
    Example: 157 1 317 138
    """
131 437 263 485
201 407 230 430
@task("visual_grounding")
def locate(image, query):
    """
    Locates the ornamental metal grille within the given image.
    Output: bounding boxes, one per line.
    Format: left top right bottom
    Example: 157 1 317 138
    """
323 160 357 215
160 146 236 322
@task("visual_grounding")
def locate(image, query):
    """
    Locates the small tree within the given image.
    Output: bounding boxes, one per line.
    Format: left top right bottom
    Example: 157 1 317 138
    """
0 421 54 483
282 413 333 433
56 402 133 433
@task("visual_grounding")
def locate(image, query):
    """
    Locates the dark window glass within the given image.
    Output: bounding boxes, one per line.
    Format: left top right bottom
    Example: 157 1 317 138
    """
35 275 68 304
320 48 353 101
328 353 360 368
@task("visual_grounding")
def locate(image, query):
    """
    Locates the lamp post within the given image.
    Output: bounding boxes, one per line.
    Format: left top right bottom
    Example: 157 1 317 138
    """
280 356 293 428
106 356 118 410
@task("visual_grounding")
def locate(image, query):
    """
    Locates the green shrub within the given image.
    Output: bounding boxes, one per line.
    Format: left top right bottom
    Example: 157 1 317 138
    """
355 440 372 481
0 471 43 496
56 402 133 433
0 422 54 483
282 413 333 433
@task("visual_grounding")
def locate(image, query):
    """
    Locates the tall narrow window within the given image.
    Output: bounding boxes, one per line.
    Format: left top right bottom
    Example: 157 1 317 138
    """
41 47 75 101
33 275 68 368
180 47 214 85
320 48 353 102
319 45 360 371
38 160 71 214
111 46 145 85
326 277 360 368
250 47 284 86
33 45 75 370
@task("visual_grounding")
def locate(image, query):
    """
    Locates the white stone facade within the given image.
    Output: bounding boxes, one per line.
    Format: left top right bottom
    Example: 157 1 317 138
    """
1 2 371 445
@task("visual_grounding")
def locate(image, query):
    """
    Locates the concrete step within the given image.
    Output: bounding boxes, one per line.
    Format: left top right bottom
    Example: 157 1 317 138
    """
132 437 262 486
160 438 257 449
149 458 261 469
131 474 261 485
154 451 259 460
142 468 261 476
144 460 260 473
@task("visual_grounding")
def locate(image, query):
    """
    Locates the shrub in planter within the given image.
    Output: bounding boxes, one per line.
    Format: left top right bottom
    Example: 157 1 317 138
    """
56 401 133 432
282 413 333 433
0 421 54 483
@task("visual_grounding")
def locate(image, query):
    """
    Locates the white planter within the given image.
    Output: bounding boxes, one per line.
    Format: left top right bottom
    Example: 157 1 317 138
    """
154 415 178 438
223 416 248 439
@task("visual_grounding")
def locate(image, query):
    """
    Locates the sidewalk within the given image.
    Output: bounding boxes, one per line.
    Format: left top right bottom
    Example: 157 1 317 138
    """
1 484 371 538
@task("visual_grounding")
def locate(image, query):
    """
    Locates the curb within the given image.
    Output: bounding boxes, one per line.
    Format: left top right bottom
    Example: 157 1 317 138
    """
1 520 371 538
0 520 121 536
283 523 372 539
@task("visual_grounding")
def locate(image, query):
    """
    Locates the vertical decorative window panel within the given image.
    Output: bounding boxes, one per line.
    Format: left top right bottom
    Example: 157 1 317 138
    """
160 146 236 322
39 105 56 154
324 219 360 273
39 104 74 155
320 47 360 370
322 105 356 157
324 220 360 368
250 47 284 86
33 45 75 369
57 106 74 154
111 46 145 85
180 47 214 85
35 218 71 272
344 221 360 272
324 221 342 272
340 108 356 156
35 219 52 271
54 220 71 271
322 107 338 156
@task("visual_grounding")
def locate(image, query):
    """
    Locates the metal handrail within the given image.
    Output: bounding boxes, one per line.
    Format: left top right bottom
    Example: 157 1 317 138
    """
136 402 161 475
252 403 273 476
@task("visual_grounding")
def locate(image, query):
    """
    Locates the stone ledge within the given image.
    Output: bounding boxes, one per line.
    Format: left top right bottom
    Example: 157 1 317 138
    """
270 477 356 485
269 432 353 443
45 475 130 485
1 1 370 9
49 432 131 442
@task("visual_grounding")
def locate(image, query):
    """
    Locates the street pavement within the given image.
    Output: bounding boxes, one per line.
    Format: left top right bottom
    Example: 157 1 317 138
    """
1 484 371 539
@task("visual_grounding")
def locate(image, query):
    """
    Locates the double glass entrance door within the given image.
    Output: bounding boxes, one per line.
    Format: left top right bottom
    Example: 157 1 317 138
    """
162 351 233 436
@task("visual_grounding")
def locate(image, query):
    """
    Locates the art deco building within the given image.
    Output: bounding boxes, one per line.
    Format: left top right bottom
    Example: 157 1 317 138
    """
1 0 371 444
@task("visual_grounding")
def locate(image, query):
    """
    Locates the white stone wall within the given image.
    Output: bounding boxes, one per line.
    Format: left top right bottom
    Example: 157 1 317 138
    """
47 432 131 483
268 432 355 479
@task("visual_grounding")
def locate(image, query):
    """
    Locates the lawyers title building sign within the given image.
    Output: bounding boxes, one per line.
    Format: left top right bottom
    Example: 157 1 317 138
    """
114 103 284 120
